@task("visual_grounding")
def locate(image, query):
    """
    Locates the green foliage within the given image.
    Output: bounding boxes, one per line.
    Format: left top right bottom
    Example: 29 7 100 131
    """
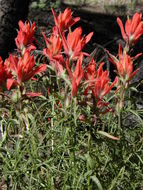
0 78 143 189
0 6 143 190
30 0 61 11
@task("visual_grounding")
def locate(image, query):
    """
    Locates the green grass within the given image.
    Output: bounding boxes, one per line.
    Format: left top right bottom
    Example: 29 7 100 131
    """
0 79 143 189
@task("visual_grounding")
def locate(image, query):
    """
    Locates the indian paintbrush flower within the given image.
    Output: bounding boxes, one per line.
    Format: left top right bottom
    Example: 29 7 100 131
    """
42 30 65 75
66 55 84 96
84 60 118 110
51 8 80 33
5 51 47 90
108 44 141 85
61 27 93 60
0 57 12 91
117 13 143 46
15 20 36 52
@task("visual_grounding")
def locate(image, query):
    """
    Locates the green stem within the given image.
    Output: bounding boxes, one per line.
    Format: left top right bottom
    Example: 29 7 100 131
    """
70 96 76 167
51 99 55 152
63 84 69 112
70 121 76 164
118 84 125 128
7 176 11 190
87 132 91 190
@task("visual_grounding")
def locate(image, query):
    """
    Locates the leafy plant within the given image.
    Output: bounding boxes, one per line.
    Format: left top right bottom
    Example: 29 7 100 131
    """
0 7 143 190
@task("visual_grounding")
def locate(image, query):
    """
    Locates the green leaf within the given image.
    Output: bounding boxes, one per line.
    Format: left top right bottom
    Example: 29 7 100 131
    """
130 86 138 92
108 166 125 190
84 153 95 169
91 176 103 190
97 131 120 140
129 109 143 126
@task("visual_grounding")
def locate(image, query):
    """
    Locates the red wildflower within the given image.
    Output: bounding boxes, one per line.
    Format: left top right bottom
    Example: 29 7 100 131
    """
84 61 117 108
61 27 93 60
5 51 47 90
51 8 80 32
15 20 36 51
42 31 65 75
66 55 84 96
0 57 6 87
42 31 62 61
108 44 141 82
117 13 143 45
0 57 12 90
92 63 117 100
84 59 96 81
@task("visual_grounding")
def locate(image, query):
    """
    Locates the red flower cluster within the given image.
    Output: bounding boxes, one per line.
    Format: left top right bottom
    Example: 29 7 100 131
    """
0 8 140 118
43 8 93 96
43 30 62 61
108 44 141 83
61 27 93 60
42 8 121 113
84 60 117 109
0 57 11 91
51 8 80 32
66 55 84 96
15 20 36 52
117 13 143 46
0 20 46 97
5 51 46 90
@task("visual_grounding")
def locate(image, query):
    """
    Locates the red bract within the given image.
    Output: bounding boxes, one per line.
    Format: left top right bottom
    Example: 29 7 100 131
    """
42 31 65 75
15 20 36 51
0 57 11 90
108 44 141 82
84 61 117 108
5 51 47 90
117 13 143 45
84 59 96 81
61 27 93 60
0 57 6 88
66 55 84 96
51 8 80 32
42 31 62 61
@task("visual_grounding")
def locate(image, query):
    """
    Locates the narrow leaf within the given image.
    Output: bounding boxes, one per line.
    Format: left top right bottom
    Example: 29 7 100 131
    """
97 131 120 140
91 176 103 190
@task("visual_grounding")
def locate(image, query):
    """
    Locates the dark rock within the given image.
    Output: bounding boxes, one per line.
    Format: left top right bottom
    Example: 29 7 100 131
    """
0 0 30 59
